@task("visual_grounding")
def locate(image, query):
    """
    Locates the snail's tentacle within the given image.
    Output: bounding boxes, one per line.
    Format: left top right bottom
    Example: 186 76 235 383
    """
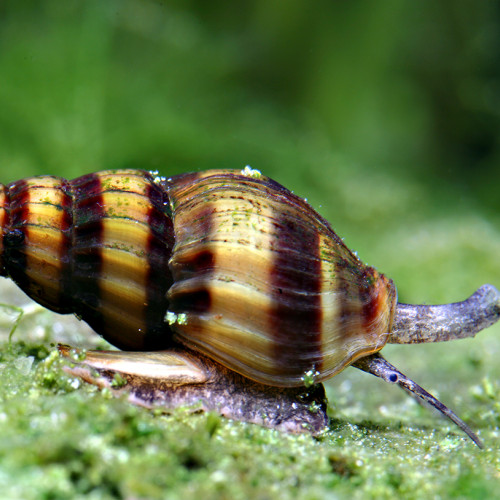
353 353 483 448
390 284 500 344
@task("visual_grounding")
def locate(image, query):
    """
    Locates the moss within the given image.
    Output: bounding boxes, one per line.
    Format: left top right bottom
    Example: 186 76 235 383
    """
1 331 499 499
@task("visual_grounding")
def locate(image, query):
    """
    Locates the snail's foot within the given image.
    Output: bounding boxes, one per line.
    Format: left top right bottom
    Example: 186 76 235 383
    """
58 345 328 435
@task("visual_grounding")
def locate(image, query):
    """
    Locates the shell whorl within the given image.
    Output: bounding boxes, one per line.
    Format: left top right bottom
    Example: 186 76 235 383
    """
0 170 174 349
0 168 396 387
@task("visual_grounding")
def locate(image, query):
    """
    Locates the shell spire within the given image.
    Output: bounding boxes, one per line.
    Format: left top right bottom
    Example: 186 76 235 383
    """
0 170 176 350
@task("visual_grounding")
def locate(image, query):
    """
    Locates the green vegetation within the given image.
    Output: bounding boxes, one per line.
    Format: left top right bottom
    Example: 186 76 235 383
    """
0 1 499 499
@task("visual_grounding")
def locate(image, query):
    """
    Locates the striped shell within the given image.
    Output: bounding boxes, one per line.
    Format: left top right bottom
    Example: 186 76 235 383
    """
0 169 396 387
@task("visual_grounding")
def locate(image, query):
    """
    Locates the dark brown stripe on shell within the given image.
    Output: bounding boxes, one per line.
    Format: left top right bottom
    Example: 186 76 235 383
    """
167 205 215 317
171 249 215 280
2 179 29 292
143 177 175 348
70 173 106 334
55 179 74 312
171 289 211 313
269 206 323 380
0 184 9 276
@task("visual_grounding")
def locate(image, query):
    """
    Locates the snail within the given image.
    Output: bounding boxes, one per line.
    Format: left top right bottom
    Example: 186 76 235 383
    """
0 167 498 446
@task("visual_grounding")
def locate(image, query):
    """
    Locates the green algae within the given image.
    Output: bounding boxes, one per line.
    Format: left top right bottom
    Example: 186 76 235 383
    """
1 317 499 500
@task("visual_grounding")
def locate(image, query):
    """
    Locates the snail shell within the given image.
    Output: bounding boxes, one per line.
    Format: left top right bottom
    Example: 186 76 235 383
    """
0 169 396 387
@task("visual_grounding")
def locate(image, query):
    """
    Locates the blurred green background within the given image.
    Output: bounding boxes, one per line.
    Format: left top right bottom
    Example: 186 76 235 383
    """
0 0 498 301
0 1 499 499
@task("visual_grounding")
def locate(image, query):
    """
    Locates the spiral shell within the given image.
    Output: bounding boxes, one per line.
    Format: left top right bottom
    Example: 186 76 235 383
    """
0 169 396 387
